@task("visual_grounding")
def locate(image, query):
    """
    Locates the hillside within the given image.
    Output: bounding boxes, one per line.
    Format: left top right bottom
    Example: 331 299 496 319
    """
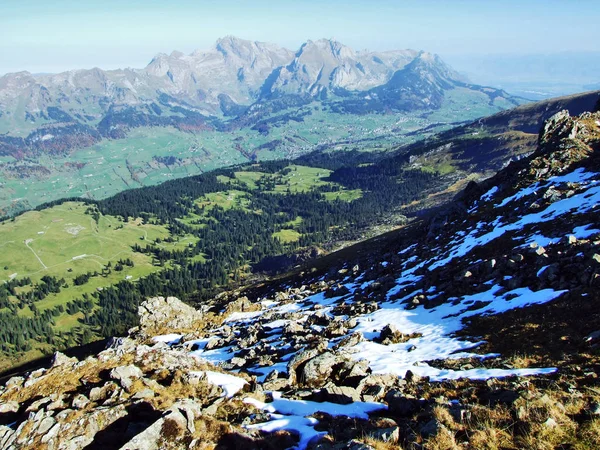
0 37 526 215
0 92 598 375
0 109 599 449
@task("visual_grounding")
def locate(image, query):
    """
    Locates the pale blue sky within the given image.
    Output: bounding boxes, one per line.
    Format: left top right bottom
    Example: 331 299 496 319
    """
1 0 599 74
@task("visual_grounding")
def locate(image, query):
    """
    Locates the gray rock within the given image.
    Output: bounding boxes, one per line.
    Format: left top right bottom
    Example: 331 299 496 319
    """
385 390 421 416
287 348 322 385
368 425 399 443
346 318 358 329
51 351 77 368
40 423 60 444
334 332 364 350
588 402 600 416
89 382 118 402
420 419 441 438
5 376 24 389
105 336 137 352
299 352 344 388
230 356 247 368
110 364 144 391
132 388 155 400
72 394 90 410
55 408 74 421
202 397 225 416
284 321 304 335
119 407 187 450
138 296 203 334
264 370 279 382
36 416 56 435
263 378 290 391
361 384 385 402
320 384 361 404
0 401 19 414
0 425 16 449
173 399 203 434
204 337 223 350
346 440 375 450
585 330 600 343
336 358 370 381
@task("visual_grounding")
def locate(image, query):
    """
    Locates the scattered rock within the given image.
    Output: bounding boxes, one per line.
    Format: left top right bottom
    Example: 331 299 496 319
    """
299 352 346 388
51 351 77 367
385 390 422 416
72 394 90 410
319 384 361 404
110 364 144 391
138 296 203 334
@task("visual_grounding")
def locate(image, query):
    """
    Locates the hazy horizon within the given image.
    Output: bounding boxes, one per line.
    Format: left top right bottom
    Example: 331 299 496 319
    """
1 0 599 75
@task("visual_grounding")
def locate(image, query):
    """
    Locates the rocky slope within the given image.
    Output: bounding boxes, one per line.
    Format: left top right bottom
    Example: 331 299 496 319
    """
1 110 600 449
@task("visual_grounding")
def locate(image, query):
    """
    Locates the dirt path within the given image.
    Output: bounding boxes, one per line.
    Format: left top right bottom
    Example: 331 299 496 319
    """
24 239 47 269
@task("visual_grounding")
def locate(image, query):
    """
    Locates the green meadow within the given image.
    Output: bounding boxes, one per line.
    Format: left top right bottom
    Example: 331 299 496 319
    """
0 202 196 322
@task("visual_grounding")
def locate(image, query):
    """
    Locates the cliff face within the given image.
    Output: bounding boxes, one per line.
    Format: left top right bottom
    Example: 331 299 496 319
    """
1 111 600 449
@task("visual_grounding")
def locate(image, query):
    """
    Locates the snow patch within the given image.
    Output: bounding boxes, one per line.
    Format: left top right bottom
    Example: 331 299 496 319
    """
244 393 386 449
195 370 247 398
152 333 183 345
480 186 498 201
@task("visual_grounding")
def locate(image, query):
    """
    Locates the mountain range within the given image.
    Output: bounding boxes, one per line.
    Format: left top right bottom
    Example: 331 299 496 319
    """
0 37 528 216
0 36 518 152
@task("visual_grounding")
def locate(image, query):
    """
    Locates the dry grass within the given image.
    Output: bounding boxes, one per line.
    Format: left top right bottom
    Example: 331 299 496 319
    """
0 352 134 403
432 405 460 431
423 426 460 450
361 436 403 450
468 428 514 450
140 312 225 344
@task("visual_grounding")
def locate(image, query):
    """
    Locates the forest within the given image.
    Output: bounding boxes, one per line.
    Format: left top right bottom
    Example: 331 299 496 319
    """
0 149 442 368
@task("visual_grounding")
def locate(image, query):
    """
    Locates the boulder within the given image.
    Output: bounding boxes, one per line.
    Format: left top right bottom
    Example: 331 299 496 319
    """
110 365 144 391
51 351 77 368
118 406 188 450
287 348 322 385
385 390 422 416
299 352 345 388
72 394 90 410
319 384 361 404
138 296 203 334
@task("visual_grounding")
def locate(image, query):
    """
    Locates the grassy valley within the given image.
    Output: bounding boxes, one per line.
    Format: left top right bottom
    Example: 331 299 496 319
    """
0 90 519 216
0 156 414 372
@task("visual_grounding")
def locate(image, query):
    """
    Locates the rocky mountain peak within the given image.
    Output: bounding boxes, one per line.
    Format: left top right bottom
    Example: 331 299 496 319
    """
300 38 356 60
